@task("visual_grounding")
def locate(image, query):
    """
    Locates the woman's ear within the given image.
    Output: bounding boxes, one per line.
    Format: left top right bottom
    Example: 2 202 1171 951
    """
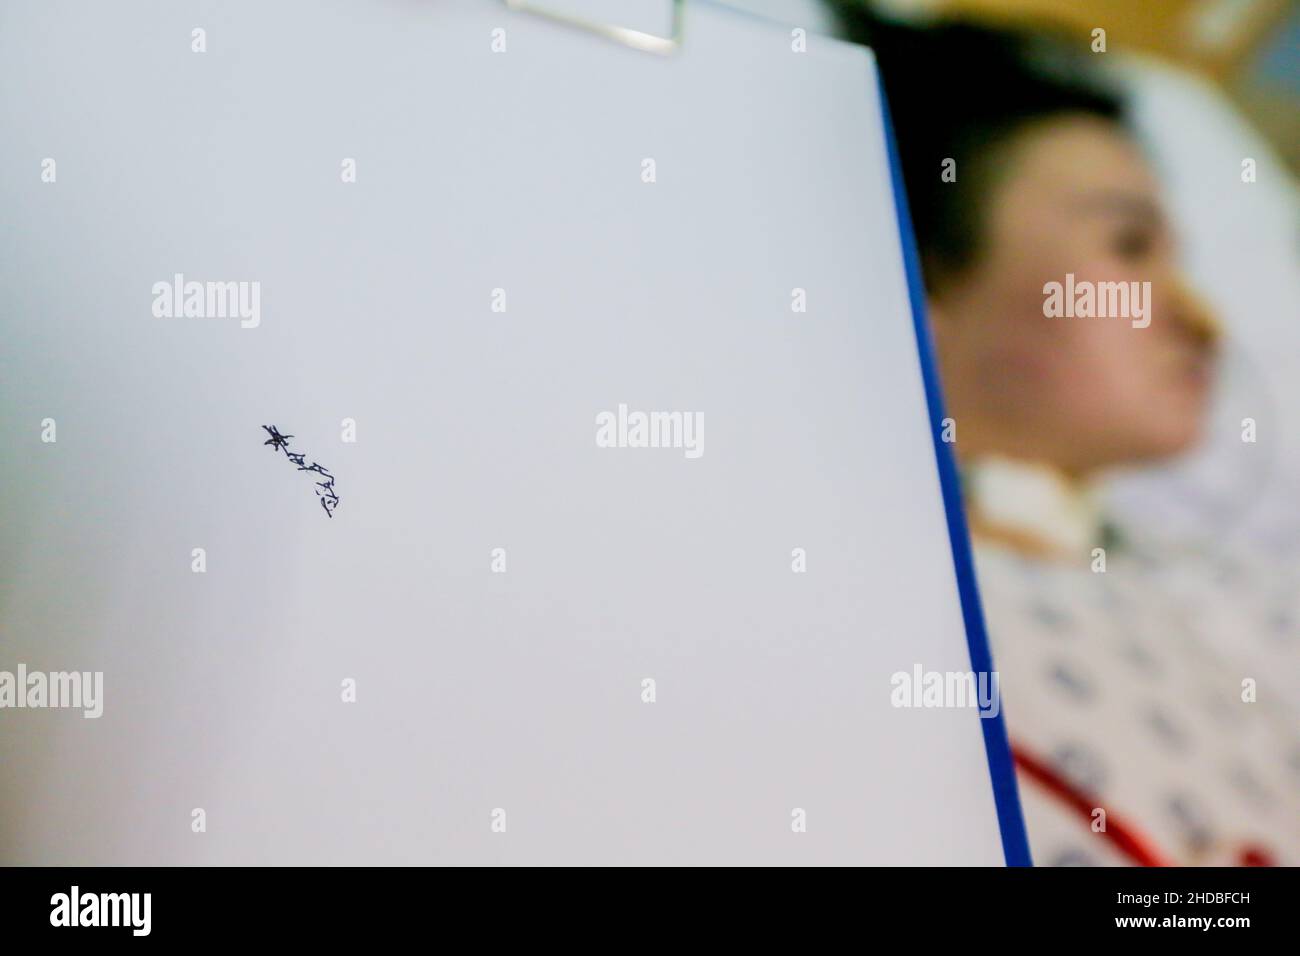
926 296 954 327
924 294 964 371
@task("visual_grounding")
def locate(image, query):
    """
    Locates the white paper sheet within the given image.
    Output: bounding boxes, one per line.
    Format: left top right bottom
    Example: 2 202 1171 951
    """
0 0 1009 864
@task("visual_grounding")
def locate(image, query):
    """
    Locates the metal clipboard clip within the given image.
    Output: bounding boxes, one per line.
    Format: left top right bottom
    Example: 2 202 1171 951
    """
505 0 685 55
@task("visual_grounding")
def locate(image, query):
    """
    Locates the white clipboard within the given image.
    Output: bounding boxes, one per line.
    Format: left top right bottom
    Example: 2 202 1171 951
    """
0 0 1028 865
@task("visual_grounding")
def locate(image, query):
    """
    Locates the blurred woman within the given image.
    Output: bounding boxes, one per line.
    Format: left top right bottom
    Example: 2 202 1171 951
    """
832 5 1300 865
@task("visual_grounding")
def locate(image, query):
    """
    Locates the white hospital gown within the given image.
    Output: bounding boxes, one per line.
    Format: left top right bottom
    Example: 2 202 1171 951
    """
966 458 1300 866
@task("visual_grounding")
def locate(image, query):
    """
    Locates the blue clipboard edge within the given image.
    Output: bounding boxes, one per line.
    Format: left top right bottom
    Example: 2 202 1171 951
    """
873 58 1035 867
696 0 1033 863
701 0 1033 864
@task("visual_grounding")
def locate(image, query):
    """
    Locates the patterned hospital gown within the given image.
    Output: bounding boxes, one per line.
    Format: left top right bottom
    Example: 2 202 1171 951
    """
966 458 1300 866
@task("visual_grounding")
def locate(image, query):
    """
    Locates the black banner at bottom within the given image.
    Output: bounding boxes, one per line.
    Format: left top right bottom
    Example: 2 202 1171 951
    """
0 865 1285 941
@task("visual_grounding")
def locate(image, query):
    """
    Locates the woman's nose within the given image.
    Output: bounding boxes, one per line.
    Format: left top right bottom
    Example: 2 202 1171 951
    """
1166 275 1222 348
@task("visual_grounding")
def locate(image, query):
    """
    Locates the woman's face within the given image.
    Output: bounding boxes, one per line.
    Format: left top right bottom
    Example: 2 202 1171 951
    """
929 114 1219 475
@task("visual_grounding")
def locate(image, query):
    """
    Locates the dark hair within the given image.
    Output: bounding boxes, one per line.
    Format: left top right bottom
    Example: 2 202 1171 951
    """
827 3 1127 287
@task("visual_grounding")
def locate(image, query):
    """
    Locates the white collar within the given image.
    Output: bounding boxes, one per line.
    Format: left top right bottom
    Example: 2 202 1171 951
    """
963 457 1105 558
